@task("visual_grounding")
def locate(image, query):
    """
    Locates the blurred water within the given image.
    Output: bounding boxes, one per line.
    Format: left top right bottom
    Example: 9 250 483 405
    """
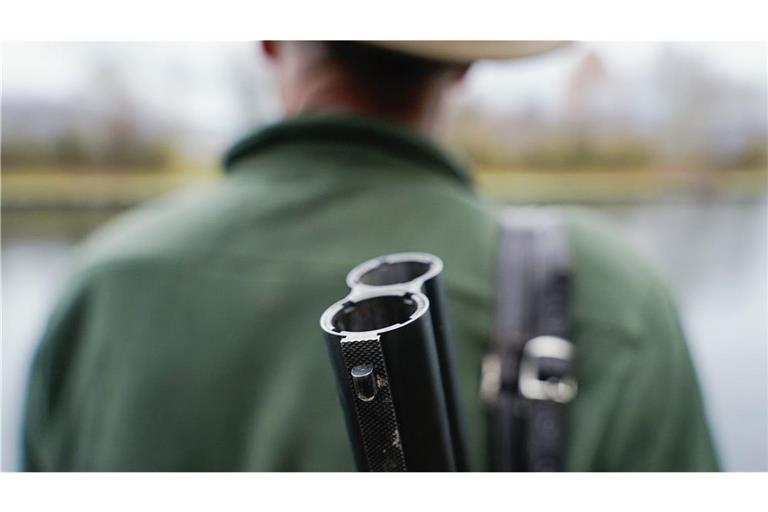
599 197 767 472
2 197 766 471
2 238 74 471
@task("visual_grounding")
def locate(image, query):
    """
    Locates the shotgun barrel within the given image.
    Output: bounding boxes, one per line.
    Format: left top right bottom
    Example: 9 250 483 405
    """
320 253 469 471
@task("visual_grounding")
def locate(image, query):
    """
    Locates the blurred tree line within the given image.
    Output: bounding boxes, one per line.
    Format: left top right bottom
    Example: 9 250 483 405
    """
3 45 766 175
2 131 174 172
3 62 177 173
440 47 767 173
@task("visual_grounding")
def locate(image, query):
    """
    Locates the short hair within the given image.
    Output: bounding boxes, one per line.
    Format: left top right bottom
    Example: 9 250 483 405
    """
315 41 464 108
322 41 461 81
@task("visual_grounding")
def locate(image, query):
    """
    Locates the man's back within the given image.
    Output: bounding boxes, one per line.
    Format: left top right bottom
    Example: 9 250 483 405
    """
23 114 717 471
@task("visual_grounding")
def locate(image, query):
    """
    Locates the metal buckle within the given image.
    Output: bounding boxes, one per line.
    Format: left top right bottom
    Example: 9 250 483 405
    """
480 353 502 405
518 336 577 403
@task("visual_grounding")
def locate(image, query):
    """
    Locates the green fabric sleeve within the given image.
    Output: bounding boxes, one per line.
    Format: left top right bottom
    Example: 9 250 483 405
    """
597 283 720 471
22 276 90 472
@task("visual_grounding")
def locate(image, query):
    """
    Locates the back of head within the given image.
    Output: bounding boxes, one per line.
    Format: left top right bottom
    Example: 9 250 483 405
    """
263 41 468 131
320 41 465 107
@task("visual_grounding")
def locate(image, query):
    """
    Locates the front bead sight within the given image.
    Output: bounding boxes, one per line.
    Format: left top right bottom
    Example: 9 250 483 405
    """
350 365 377 401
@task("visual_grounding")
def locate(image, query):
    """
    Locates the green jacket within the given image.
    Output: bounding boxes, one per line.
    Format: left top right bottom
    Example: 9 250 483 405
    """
23 114 718 471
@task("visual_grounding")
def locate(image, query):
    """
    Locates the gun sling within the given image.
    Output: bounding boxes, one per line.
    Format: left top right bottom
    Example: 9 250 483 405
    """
482 209 577 471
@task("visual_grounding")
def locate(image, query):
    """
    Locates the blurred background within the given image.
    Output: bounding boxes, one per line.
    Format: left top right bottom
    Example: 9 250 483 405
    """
2 41 766 471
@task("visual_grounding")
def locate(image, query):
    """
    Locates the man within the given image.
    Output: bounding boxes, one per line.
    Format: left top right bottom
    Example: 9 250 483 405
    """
22 41 718 471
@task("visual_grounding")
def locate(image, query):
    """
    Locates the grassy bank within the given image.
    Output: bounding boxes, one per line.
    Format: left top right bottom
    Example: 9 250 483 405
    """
2 167 766 209
477 168 767 203
1 168 216 209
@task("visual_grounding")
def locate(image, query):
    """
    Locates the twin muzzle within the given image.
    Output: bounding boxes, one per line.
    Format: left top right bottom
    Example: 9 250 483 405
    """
320 253 468 472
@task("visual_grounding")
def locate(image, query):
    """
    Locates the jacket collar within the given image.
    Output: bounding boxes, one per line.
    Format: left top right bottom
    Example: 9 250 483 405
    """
223 113 472 187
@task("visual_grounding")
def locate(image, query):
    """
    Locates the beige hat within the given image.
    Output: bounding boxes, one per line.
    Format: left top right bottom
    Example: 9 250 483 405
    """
368 41 568 63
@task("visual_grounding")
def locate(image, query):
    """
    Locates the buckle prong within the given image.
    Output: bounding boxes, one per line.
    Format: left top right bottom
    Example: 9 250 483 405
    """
518 336 577 403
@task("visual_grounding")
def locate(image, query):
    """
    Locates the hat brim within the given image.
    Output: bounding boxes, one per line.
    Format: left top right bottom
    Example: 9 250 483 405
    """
367 41 570 64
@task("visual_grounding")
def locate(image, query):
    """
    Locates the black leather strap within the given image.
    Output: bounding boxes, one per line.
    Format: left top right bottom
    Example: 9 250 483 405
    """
484 208 575 472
